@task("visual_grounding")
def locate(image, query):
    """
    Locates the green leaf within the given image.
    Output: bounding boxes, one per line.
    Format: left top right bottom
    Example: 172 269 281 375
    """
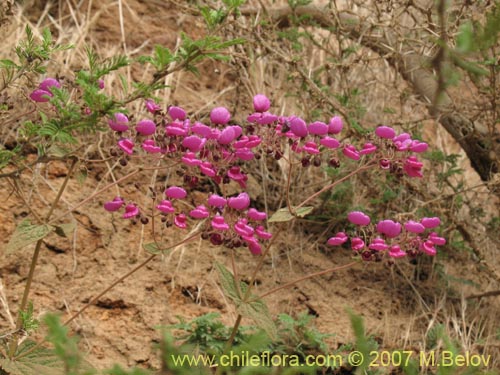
54 222 76 238
238 299 277 340
456 21 473 53
143 242 168 255
268 206 314 222
0 59 18 68
6 220 54 254
215 262 244 302
0 340 65 375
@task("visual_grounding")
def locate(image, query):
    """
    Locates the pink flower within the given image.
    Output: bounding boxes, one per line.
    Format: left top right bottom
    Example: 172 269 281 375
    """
118 138 134 155
410 140 428 153
212 215 229 231
320 136 340 149
289 116 308 137
191 122 211 137
403 156 423 178
359 142 377 155
218 126 236 145
123 204 139 219
421 217 440 229
228 192 250 210
145 99 161 114
39 77 61 92
347 211 371 226
247 208 267 221
342 145 360 160
181 152 202 166
255 225 272 240
182 135 205 152
207 194 227 207
375 126 396 139
104 197 125 212
235 148 254 161
200 162 217 177
156 200 175 214
327 232 348 246
136 119 156 136
98 79 105 89
308 121 328 135
108 113 129 132
393 133 411 143
404 220 425 233
246 237 262 255
165 186 187 199
428 232 446 246
379 159 391 169
420 240 436 256
328 116 343 134
174 213 187 229
253 94 271 112
368 237 388 251
210 106 231 125
168 106 186 121
246 135 261 148
190 205 209 219
256 112 278 125
142 139 161 153
227 166 246 182
376 220 402 238
30 89 52 102
388 245 406 258
234 219 254 237
351 237 365 251
303 141 320 155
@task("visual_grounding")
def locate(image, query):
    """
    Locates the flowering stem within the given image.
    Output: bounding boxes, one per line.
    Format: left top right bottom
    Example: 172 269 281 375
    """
9 158 77 358
295 162 374 210
256 261 358 301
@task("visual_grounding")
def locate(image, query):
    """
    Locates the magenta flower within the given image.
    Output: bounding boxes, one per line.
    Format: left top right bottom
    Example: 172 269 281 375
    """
118 138 134 155
169 106 186 121
403 156 423 178
109 113 129 132
181 152 202 166
410 140 428 153
328 116 343 134
351 237 365 251
200 162 217 177
191 122 211 137
227 166 246 182
388 245 406 258
39 77 61 92
320 136 340 149
142 140 161 154
145 99 161 114
368 237 388 251
376 220 402 238
379 159 391 170
327 232 348 246
247 208 267 221
228 192 250 210
157 200 175 214
420 240 436 256
246 135 262 148
182 135 205 152
212 215 229 231
218 126 236 145
104 197 125 212
136 119 156 136
256 112 278 125
30 89 52 102
303 141 320 155
190 205 209 219
428 232 446 246
255 225 272 240
165 186 187 199
393 133 411 143
289 116 308 137
174 213 187 229
246 237 262 255
253 94 271 112
210 106 231 125
308 121 328 135
234 219 254 237
421 217 440 229
347 211 371 226
359 142 377 155
123 204 139 219
375 126 396 139
342 145 360 161
207 194 227 207
404 220 425 233
235 148 254 161
98 79 105 89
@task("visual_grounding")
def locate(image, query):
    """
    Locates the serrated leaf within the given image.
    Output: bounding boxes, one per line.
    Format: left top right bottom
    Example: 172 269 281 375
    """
54 222 76 238
238 298 277 340
6 220 54 254
268 206 314 222
143 242 171 255
0 340 65 375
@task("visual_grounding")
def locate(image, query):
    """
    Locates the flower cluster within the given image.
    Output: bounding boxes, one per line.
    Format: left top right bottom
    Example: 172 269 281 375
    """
327 211 446 261
104 188 272 255
29 77 61 102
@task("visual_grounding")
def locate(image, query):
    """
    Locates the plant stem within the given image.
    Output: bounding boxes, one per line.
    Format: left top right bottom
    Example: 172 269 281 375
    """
8 158 77 358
